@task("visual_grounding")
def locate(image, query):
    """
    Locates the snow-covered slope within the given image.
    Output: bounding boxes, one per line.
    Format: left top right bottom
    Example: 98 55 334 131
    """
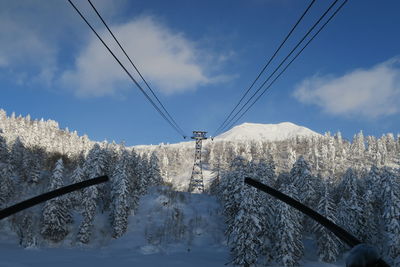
0 186 343 267
215 122 320 142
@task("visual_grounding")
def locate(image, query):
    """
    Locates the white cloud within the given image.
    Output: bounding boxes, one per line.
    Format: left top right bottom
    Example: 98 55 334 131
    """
293 58 400 118
0 0 137 87
0 16 57 85
62 16 225 97
0 1 231 95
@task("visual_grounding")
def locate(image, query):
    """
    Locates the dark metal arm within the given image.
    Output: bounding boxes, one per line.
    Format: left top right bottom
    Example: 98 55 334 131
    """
244 177 390 267
0 175 109 220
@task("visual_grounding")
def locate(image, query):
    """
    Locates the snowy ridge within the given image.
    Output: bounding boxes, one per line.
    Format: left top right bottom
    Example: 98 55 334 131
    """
134 122 320 151
215 122 320 142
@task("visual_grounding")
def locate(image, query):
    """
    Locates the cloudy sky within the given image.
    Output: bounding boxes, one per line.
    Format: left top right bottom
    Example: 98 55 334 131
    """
1 0 399 145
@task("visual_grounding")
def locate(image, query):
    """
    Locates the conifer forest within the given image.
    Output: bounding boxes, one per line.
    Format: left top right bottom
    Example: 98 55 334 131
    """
0 109 399 266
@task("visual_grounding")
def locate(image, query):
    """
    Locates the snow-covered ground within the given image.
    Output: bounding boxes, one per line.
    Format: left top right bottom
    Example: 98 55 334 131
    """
0 185 345 267
0 242 231 267
0 243 230 267
0 243 343 267
0 186 229 267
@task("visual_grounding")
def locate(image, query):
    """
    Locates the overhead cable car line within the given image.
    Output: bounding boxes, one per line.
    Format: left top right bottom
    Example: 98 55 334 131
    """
87 0 187 138
223 0 348 133
216 0 343 136
67 0 187 139
213 0 316 137
216 0 340 135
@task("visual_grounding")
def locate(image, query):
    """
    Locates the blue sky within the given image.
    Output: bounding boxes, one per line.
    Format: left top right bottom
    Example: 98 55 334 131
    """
1 0 400 146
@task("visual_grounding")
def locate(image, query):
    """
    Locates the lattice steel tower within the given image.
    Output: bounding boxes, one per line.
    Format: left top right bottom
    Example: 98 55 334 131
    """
188 131 207 193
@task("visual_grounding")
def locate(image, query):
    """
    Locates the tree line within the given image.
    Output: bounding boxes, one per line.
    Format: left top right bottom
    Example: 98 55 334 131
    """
210 156 400 266
0 110 162 247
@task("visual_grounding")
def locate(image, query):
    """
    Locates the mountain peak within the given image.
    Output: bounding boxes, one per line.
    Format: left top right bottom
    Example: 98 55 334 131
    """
215 122 320 141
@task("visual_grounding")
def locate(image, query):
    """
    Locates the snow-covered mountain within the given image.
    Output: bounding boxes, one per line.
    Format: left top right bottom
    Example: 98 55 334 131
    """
214 122 320 142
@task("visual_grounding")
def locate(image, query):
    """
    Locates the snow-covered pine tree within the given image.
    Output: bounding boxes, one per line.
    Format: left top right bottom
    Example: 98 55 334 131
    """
242 141 252 162
254 158 276 185
222 174 242 242
70 164 85 210
286 147 297 170
135 155 150 196
336 168 363 243
289 156 317 235
79 143 105 230
361 165 383 247
396 134 400 152
366 135 377 158
148 151 162 186
0 133 7 162
208 141 217 170
21 147 43 184
127 149 140 210
245 160 257 180
0 108 5 124
310 143 320 172
325 135 336 176
22 149 33 181
253 158 276 262
29 153 42 184
360 187 380 245
223 142 238 168
381 168 400 263
105 142 120 176
229 185 262 267
15 211 37 248
10 137 25 178
100 142 122 212
77 183 98 244
157 145 170 183
111 150 131 238
383 133 396 158
222 156 247 226
314 181 340 263
351 131 365 157
376 137 388 166
218 141 231 170
290 156 316 206
275 172 291 189
0 159 14 208
84 143 107 178
41 158 71 242
273 184 304 267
